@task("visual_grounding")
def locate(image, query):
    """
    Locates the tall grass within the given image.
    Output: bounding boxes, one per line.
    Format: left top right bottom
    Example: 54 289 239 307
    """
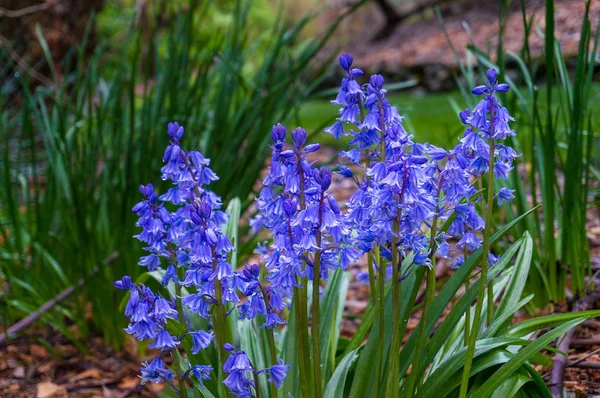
441 0 599 306
0 0 360 347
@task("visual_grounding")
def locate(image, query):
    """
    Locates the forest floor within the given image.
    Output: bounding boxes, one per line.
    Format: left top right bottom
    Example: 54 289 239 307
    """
333 0 600 90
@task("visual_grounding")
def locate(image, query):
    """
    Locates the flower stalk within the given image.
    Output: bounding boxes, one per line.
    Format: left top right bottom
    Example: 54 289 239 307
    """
460 87 500 398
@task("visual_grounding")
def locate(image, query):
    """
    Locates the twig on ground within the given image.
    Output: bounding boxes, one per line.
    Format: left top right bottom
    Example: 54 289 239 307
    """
0 0 58 18
0 34 54 87
0 252 119 345
572 336 600 346
549 285 600 397
566 361 600 370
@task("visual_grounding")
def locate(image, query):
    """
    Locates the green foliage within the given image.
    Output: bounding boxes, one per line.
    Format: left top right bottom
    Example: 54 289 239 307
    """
0 0 353 347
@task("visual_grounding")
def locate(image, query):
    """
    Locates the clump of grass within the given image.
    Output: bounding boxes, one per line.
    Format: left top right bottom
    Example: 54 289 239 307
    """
0 0 363 347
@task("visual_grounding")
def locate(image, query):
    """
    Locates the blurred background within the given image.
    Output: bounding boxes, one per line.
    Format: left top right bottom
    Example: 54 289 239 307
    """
0 0 599 396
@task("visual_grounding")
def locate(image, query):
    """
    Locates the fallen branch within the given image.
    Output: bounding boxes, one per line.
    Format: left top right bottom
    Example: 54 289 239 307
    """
0 252 118 345
0 33 54 87
571 336 600 346
0 0 58 18
566 361 600 370
549 285 600 397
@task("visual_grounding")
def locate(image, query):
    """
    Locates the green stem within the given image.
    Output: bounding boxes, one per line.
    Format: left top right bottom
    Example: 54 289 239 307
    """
252 371 262 398
170 347 188 398
405 264 435 397
173 284 189 398
459 101 496 398
487 278 494 324
386 161 407 397
406 198 441 397
374 95 389 396
386 219 402 398
312 193 324 398
373 246 385 398
367 251 377 303
464 247 471 347
312 257 322 398
213 278 232 398
292 287 310 398
267 317 279 397
295 153 313 397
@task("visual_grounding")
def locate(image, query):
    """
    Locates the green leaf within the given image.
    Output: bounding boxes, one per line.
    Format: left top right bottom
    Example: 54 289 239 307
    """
489 369 535 398
281 300 300 397
349 271 417 397
473 318 585 398
484 295 534 338
239 319 271 398
324 349 359 398
506 310 600 338
419 337 532 397
224 198 241 269
406 237 524 379
319 269 350 382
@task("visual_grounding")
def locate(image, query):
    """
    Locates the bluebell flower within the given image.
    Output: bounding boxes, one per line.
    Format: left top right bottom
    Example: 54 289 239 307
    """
496 187 515 205
149 330 179 350
114 276 134 290
191 365 213 386
140 358 174 384
223 346 255 397
191 330 215 354
262 359 290 388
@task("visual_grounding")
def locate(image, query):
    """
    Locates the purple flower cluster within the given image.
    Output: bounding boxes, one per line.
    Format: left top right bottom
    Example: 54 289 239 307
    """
326 54 516 272
251 125 359 300
116 123 289 396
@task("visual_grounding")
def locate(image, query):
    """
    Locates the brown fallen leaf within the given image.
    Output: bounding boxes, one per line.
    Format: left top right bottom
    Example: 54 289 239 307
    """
55 344 77 358
118 376 139 389
37 382 68 398
39 360 56 374
69 368 103 382
7 383 21 392
31 344 49 359
13 366 25 378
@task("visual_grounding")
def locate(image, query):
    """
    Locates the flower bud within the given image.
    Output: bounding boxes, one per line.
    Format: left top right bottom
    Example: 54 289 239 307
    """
198 202 212 219
270 123 286 143
336 164 353 178
304 143 320 153
351 68 364 78
459 109 471 124
292 128 307 149
495 83 510 92
369 74 384 89
114 276 134 290
471 85 487 95
279 150 295 158
190 212 203 225
224 343 235 352
339 52 353 71
319 167 332 190
486 68 498 85
168 122 184 141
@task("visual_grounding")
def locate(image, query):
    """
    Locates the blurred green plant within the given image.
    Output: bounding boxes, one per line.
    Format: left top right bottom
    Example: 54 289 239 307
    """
0 0 362 347
439 0 599 307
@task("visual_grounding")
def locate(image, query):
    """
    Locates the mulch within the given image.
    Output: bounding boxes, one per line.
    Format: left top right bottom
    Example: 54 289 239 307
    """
0 332 164 398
